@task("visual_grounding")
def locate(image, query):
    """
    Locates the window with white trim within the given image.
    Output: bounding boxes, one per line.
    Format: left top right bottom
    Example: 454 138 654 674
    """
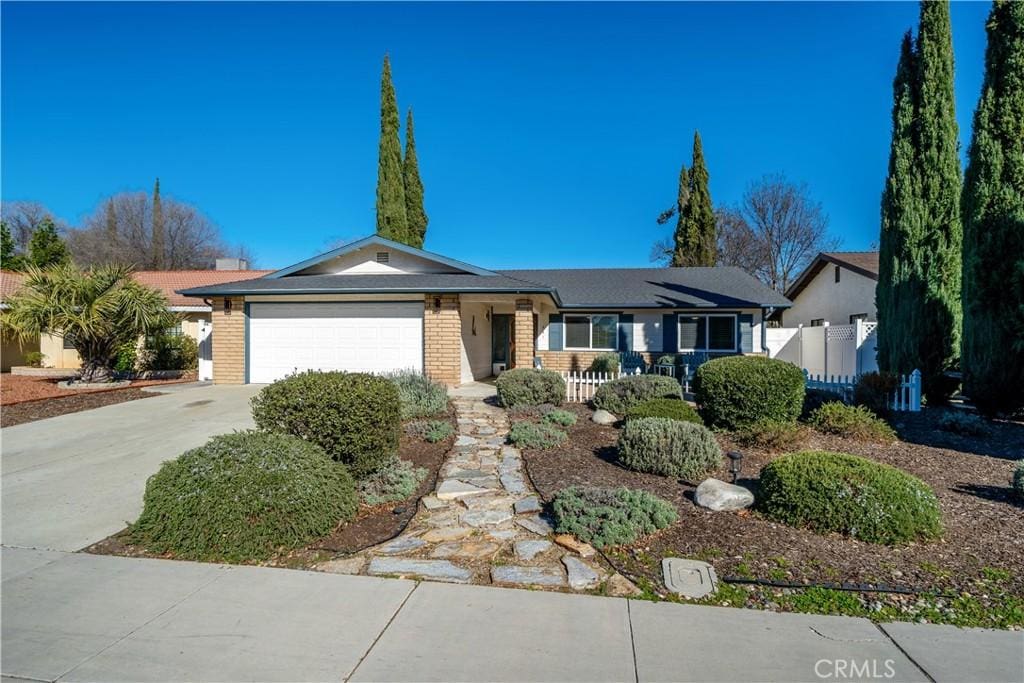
678 314 737 352
564 314 618 350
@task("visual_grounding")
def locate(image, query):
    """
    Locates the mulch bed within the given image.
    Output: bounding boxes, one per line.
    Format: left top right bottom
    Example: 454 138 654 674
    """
86 407 457 567
521 403 1024 600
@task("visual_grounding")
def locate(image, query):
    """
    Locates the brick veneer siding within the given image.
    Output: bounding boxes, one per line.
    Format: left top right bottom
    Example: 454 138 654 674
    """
537 350 660 372
212 296 246 384
513 299 535 369
424 294 461 386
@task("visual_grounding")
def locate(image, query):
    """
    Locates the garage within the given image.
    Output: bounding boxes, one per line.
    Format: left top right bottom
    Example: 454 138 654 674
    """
247 302 424 383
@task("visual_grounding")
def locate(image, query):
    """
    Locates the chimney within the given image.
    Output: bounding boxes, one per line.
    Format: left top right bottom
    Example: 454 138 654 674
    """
216 257 248 271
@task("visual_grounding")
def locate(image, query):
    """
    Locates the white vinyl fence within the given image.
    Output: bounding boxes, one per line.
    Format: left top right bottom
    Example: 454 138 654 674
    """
561 368 641 403
804 368 922 412
767 319 878 377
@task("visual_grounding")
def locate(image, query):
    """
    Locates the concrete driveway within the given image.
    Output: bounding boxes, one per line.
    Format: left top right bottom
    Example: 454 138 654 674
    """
1 384 262 551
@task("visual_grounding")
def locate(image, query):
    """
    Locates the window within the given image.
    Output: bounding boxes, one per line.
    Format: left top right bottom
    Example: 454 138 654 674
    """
62 334 76 350
849 313 868 323
678 314 737 352
835 265 841 283
810 319 825 327
564 314 618 350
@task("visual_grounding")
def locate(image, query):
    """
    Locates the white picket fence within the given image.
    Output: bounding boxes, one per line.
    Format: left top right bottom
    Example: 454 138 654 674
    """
804 368 922 412
561 368 641 403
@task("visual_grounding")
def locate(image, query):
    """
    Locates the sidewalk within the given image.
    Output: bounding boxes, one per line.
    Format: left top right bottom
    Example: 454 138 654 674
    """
3 548 1021 682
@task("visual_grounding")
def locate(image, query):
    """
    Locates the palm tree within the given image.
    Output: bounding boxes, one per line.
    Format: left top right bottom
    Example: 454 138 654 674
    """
2 264 175 383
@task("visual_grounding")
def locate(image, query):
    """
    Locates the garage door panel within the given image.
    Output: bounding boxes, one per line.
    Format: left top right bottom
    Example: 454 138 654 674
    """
248 302 424 383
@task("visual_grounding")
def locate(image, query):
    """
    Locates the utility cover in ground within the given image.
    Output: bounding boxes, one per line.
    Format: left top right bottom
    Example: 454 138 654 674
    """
662 558 718 598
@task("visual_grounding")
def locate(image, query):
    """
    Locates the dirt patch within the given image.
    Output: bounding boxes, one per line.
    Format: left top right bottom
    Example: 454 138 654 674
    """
1 387 160 427
521 404 1024 600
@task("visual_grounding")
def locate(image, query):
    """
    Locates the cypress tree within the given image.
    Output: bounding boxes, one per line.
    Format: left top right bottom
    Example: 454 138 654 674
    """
403 108 428 249
26 217 69 268
877 1 962 402
105 198 117 242
152 178 165 269
685 132 716 266
961 0 1024 415
1 221 24 270
375 55 408 243
670 164 690 267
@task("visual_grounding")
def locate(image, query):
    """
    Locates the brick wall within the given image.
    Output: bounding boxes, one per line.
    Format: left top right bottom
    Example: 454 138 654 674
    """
212 296 245 384
513 299 535 369
424 294 461 386
537 350 660 372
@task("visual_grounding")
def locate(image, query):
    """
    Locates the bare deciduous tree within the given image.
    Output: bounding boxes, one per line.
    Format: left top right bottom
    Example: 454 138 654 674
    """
1 201 66 252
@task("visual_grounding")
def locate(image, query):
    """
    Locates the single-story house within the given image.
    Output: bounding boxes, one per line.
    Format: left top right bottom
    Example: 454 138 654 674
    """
0 264 270 376
779 251 879 328
0 270 30 371
179 235 792 386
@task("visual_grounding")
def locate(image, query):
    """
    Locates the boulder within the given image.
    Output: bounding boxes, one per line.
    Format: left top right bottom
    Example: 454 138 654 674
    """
694 478 754 512
592 409 617 425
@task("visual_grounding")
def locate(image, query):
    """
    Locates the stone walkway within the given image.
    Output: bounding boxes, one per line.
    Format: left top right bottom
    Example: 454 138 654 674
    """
317 394 637 594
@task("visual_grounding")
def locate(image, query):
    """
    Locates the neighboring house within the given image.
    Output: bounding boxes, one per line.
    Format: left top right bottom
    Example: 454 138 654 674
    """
1 270 31 371
179 235 791 386
780 251 879 327
0 263 270 376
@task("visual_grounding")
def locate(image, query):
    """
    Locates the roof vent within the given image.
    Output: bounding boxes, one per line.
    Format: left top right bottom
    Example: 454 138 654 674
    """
376 251 390 264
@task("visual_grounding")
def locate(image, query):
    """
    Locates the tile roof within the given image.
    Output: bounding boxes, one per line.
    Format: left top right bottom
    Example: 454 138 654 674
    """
0 270 26 302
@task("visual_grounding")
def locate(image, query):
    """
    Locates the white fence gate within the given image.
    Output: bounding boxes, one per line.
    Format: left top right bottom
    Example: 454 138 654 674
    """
766 320 878 377
561 368 641 403
804 368 922 412
197 319 213 381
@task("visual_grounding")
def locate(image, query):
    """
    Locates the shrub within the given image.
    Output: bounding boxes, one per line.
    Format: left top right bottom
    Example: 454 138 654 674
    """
1014 461 1024 500
758 450 942 545
113 342 137 373
589 352 620 374
141 334 198 371
385 370 447 420
854 372 899 416
733 419 810 452
251 371 400 477
23 351 45 368
936 411 988 437
495 368 565 408
543 409 577 427
406 419 454 443
130 431 357 562
592 374 680 415
694 356 805 429
508 421 567 449
624 398 702 425
802 387 846 419
358 457 427 506
552 486 678 548
617 417 722 481
809 402 897 443
656 354 677 367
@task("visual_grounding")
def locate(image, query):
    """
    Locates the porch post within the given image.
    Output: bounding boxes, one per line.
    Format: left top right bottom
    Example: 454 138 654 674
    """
513 298 535 369
423 293 462 386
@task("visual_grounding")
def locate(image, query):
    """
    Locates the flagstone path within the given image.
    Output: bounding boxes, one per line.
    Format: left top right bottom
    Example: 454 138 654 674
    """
316 393 638 594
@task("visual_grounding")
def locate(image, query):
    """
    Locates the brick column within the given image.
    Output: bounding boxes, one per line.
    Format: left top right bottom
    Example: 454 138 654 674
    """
424 294 462 386
513 298 535 369
212 296 245 384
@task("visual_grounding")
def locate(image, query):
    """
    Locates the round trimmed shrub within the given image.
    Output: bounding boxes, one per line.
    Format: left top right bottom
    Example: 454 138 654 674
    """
589 352 620 374
495 368 565 408
758 450 942 545
251 370 399 477
1013 461 1023 500
385 370 447 419
809 402 897 443
624 398 702 425
508 421 567 449
543 409 577 427
130 431 357 562
552 486 678 548
694 356 805 429
618 417 722 481
592 374 680 415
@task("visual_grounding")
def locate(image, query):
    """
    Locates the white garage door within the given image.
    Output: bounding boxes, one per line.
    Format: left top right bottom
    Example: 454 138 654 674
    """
248 302 423 383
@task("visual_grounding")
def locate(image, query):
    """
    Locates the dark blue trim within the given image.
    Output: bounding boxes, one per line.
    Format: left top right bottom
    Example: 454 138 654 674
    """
662 313 678 352
244 302 250 384
618 313 634 351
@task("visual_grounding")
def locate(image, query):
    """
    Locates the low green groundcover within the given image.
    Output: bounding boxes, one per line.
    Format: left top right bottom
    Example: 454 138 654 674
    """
508 421 567 449
552 485 678 548
758 450 942 545
130 431 358 562
624 398 702 424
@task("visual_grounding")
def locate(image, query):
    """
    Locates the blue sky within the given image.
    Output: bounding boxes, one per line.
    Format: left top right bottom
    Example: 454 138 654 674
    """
1 2 990 270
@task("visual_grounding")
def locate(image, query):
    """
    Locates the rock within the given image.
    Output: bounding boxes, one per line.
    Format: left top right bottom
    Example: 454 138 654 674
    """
694 478 754 512
500 472 527 495
513 539 552 561
605 573 643 597
514 496 542 514
592 409 617 425
491 565 566 587
455 435 478 447
553 534 596 558
477 426 497 435
461 509 513 528
488 529 518 541
376 536 426 554
316 556 366 575
562 556 601 590
368 558 472 584
461 494 515 511
436 479 492 500
662 558 718 599
420 527 475 543
516 514 554 536
501 446 521 459
431 541 500 559
421 496 447 511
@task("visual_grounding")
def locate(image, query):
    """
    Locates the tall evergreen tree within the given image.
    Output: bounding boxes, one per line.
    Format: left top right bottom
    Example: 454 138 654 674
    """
1 221 24 270
684 132 716 266
961 0 1024 416
105 199 117 243
670 164 690 267
877 1 962 402
403 108 428 249
152 178 165 269
375 55 408 243
26 217 70 268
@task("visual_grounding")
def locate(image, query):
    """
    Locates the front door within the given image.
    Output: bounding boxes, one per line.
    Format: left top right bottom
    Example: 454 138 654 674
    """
492 314 514 370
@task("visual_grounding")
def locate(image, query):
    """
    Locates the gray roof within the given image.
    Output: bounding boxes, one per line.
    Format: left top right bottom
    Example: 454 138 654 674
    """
179 266 789 309
498 267 791 308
